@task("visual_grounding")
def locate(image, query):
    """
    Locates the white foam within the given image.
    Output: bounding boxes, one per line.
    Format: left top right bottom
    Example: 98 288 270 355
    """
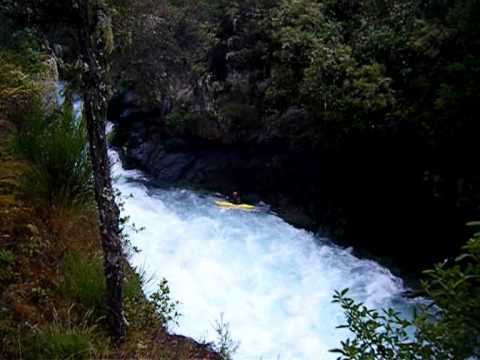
110 150 413 360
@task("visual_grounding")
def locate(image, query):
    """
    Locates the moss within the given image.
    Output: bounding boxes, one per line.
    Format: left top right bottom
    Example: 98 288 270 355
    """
96 9 115 55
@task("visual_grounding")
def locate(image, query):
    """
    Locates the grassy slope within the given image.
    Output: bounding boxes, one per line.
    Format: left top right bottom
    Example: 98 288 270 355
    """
0 116 220 359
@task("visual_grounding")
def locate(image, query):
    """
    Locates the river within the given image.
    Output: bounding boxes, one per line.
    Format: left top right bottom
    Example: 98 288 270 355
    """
110 149 415 360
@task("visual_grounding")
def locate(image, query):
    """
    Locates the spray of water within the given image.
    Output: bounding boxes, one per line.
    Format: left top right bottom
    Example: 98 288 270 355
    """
110 150 414 360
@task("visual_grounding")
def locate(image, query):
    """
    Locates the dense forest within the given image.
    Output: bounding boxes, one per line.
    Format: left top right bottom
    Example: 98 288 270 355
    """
0 0 479 359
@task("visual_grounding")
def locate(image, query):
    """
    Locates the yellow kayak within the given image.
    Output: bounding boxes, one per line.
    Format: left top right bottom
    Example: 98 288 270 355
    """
215 200 256 211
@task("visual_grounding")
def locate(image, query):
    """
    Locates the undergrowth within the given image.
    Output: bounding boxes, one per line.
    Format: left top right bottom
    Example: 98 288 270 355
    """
24 323 94 360
13 105 93 209
22 307 110 360
61 250 181 330
60 251 106 317
0 28 220 359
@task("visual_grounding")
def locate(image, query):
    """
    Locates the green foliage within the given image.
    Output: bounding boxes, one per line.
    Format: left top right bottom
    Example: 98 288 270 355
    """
0 53 41 120
212 314 239 360
0 25 46 121
266 0 400 135
123 267 144 302
111 0 480 149
122 268 159 330
0 249 15 283
332 290 433 359
25 328 92 360
14 105 94 208
60 250 172 329
150 278 181 326
124 275 181 331
60 251 106 315
0 23 46 75
332 224 480 359
418 229 480 357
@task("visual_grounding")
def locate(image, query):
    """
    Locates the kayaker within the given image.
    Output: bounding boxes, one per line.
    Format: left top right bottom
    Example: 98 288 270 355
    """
229 191 242 204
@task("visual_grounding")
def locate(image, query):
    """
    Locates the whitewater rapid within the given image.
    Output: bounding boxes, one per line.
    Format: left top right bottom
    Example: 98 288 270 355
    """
111 151 413 360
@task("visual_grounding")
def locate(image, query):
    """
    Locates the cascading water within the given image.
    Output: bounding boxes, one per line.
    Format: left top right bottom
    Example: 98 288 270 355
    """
110 150 415 360
57 81 414 358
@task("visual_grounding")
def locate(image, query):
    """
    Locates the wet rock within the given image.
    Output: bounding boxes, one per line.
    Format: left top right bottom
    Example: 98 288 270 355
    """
151 153 196 182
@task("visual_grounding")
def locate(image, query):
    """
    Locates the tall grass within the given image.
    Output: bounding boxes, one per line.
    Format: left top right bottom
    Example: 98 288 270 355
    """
24 324 92 360
60 251 106 316
60 251 147 318
14 105 93 208
22 306 109 360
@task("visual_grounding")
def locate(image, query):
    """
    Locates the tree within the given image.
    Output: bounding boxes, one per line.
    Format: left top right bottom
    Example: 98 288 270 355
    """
1 0 126 341
74 0 125 341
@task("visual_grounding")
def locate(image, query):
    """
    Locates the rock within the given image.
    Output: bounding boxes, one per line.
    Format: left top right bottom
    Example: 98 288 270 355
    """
152 153 196 182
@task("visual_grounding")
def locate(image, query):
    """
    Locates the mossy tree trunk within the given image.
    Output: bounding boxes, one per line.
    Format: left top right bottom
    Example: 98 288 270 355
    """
75 0 126 341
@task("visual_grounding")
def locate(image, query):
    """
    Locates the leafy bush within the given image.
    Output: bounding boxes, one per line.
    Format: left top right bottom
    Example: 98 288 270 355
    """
124 275 181 331
150 278 181 325
332 223 480 359
14 105 93 208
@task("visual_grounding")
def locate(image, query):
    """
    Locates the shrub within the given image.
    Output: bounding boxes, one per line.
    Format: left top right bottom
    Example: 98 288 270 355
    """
14 105 94 208
332 223 480 359
150 278 181 325
124 275 181 331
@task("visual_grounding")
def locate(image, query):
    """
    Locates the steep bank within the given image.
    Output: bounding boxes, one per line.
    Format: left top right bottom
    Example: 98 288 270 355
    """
0 42 221 357
0 114 222 359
